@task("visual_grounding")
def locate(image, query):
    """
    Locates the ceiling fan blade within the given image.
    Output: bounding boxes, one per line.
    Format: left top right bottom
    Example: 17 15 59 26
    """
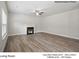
39 12 44 15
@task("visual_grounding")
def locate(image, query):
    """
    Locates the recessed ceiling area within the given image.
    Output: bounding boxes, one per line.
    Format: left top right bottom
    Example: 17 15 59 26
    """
7 1 79 16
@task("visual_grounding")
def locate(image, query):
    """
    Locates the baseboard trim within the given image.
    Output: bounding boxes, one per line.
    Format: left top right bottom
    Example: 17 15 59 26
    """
42 32 79 40
57 34 79 40
8 32 39 36
8 33 26 36
8 32 79 40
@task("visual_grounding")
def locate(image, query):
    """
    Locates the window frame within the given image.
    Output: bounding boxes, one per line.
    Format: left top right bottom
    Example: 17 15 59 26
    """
2 8 7 40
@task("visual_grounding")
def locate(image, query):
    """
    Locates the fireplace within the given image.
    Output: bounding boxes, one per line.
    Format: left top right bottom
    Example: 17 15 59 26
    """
27 27 34 35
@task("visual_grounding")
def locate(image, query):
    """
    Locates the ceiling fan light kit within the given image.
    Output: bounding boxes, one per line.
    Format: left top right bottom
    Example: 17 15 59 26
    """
33 10 44 16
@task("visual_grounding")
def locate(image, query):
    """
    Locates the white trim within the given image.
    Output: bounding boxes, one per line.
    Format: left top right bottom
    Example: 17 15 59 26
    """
56 34 79 40
41 31 79 40
8 32 38 36
8 32 79 40
8 33 26 36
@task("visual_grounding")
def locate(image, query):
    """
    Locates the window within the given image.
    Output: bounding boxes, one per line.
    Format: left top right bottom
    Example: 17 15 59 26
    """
2 9 7 40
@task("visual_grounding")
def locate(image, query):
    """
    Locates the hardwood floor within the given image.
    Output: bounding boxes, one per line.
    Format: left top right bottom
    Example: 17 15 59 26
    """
4 32 79 52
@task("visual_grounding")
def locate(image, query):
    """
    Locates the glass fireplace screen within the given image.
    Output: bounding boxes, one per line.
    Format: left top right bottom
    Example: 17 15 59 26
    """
27 27 34 35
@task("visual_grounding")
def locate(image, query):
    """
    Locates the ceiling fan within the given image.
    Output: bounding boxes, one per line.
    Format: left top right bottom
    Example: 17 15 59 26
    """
33 9 44 16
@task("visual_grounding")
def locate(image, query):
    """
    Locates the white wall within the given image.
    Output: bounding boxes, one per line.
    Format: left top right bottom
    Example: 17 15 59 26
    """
0 2 8 52
8 8 79 39
8 13 42 35
41 9 79 39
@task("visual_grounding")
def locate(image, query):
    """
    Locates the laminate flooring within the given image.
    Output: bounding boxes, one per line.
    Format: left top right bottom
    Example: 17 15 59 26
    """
4 32 79 52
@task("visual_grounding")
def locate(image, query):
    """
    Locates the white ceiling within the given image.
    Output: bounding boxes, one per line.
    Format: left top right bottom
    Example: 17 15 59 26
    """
7 1 79 16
